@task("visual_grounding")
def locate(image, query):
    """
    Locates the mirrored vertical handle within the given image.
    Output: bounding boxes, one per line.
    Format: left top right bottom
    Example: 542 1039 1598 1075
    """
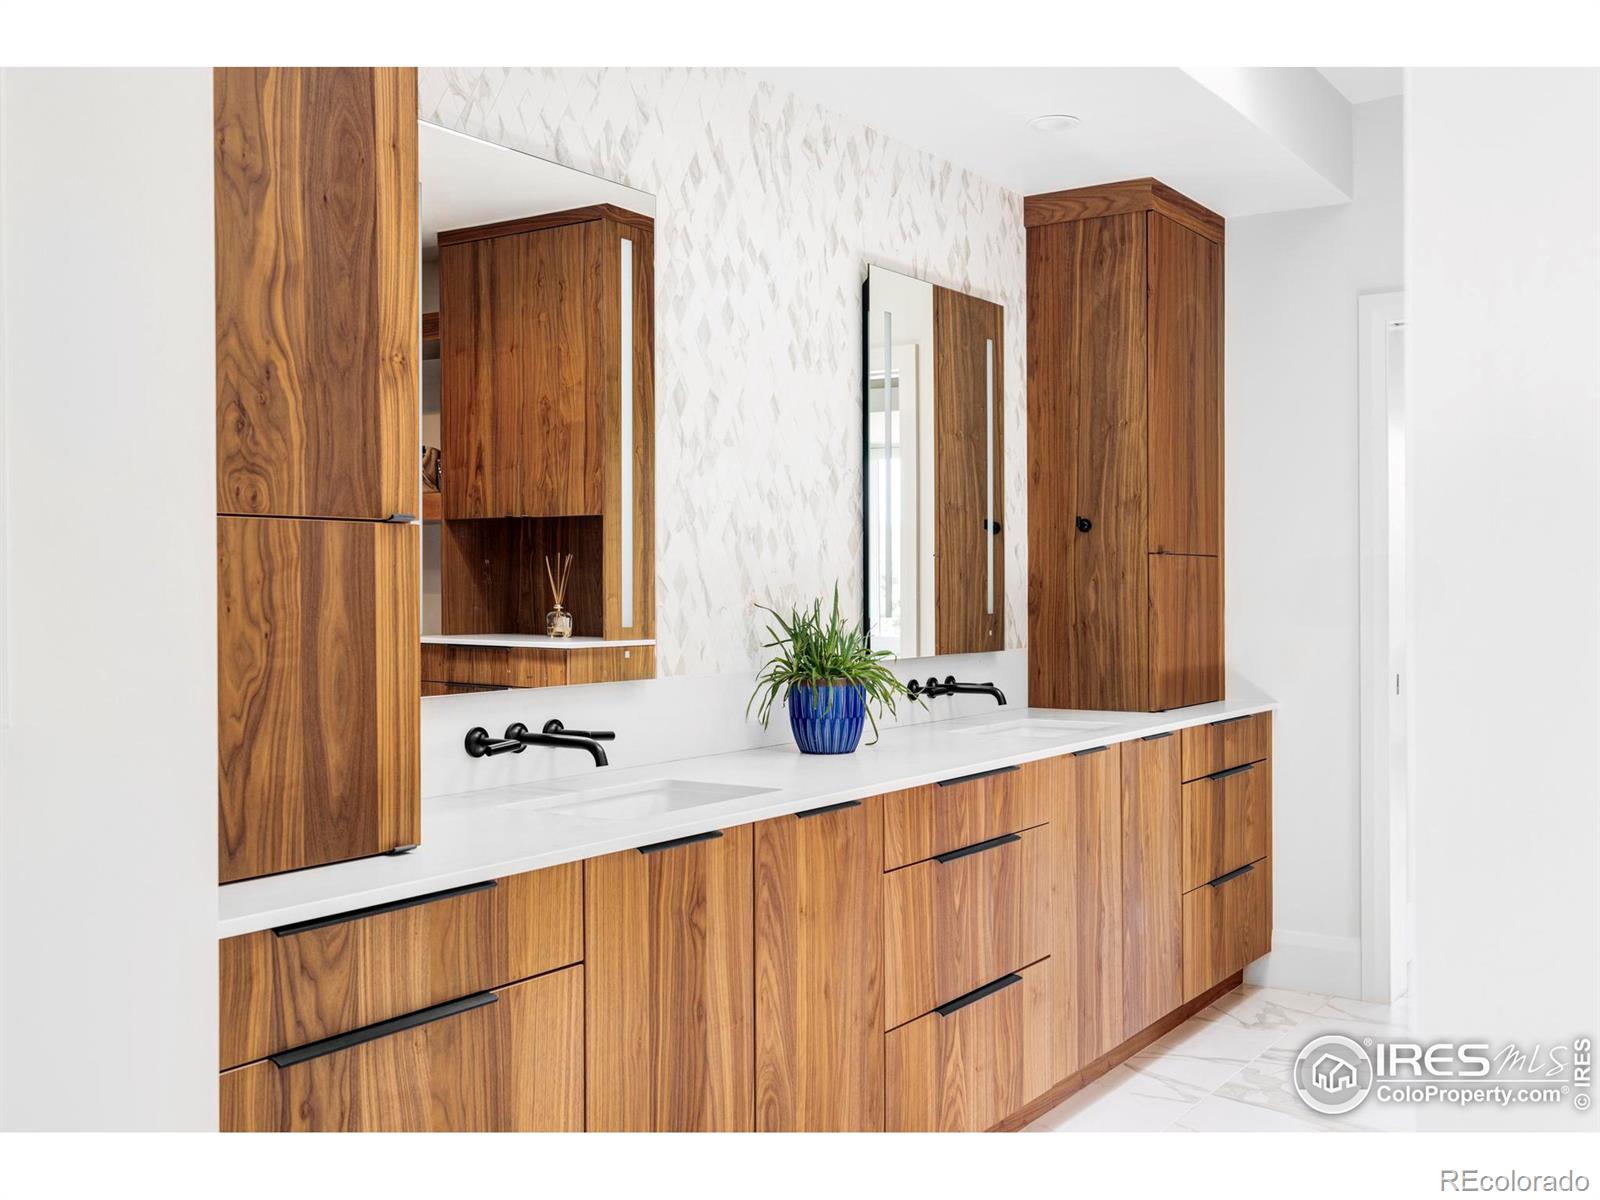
619 236 634 629
985 336 995 617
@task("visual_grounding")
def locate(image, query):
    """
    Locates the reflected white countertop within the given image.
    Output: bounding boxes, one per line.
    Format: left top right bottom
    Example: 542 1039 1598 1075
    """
217 697 1274 938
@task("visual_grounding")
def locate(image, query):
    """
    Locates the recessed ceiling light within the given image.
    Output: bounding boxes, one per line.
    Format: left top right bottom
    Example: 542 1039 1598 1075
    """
1029 113 1082 133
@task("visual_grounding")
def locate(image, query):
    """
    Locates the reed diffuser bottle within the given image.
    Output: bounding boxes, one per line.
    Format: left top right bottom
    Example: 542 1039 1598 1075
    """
544 553 575 638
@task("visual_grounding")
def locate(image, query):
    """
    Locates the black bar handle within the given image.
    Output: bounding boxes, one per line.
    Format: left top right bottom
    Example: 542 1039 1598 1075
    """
637 829 723 855
1141 730 1175 741
794 799 862 820
1207 862 1256 889
270 991 498 1068
936 764 1020 788
1211 714 1252 727
543 719 616 741
935 832 1022 864
1071 744 1109 757
936 973 1023 1018
1205 762 1258 782
272 880 498 938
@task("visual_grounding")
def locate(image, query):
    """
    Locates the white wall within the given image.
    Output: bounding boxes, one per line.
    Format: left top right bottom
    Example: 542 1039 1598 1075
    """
1226 97 1404 996
1407 68 1599 1131
419 68 1028 677
0 69 217 1130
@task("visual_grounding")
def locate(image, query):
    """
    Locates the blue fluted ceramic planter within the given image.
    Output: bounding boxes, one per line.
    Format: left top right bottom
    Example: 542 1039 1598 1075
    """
787 682 867 755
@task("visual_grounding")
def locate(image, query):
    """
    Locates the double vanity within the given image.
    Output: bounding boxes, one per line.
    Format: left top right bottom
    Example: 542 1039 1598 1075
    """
218 700 1274 1131
211 68 1261 1133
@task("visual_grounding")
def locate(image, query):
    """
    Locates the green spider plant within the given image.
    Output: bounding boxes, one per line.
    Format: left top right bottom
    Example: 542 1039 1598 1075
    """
746 585 911 744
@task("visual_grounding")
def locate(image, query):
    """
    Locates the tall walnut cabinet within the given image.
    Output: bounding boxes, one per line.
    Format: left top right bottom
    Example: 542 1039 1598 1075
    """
1027 178 1224 712
214 67 421 881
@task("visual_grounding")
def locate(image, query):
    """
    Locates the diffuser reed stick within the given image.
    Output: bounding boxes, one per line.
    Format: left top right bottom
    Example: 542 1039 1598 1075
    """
544 553 575 638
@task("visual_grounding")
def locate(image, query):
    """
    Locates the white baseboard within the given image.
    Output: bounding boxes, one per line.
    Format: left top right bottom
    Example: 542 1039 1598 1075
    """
1245 929 1363 998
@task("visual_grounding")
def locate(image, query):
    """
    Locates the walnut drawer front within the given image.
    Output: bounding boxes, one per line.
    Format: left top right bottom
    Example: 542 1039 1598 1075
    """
883 824 1050 1030
1179 712 1271 782
1181 857 1272 1002
220 964 584 1132
219 862 582 1070
1181 758 1272 891
885 959 1054 1132
882 762 1050 870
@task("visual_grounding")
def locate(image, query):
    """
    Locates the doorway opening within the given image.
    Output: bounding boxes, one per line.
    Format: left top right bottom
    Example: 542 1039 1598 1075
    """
1359 291 1410 1003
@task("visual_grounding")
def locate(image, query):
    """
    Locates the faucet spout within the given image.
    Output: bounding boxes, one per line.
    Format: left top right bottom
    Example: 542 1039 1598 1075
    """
504 721 611 767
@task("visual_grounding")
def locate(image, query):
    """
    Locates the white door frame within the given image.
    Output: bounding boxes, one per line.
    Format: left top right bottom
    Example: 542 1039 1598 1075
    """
1358 290 1408 1003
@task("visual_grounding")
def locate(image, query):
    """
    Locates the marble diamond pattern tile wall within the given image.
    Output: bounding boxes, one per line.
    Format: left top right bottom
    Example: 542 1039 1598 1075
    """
420 67 1028 676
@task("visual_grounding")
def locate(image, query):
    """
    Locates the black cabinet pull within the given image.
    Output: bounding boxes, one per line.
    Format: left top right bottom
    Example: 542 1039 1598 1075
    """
936 973 1023 1017
1207 863 1255 889
270 991 498 1068
383 512 417 523
936 764 1020 788
1075 516 1092 533
795 799 862 820
1211 714 1252 727
637 829 723 855
1205 762 1257 782
1141 731 1174 741
935 832 1021 864
1071 744 1109 757
272 880 497 938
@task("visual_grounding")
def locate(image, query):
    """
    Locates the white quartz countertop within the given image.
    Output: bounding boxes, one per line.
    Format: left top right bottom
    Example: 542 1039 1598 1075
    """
218 697 1275 938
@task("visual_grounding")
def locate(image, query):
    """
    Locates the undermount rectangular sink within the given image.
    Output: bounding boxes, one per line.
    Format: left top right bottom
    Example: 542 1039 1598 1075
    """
955 718 1117 739
509 779 777 821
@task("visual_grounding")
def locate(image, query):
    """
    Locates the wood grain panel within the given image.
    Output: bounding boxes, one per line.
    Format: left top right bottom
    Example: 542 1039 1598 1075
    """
885 959 1053 1132
220 965 584 1131
439 218 606 520
884 825 1049 1029
1023 177 1225 244
436 204 654 246
1148 553 1223 710
585 827 754 1131
219 865 581 1070
1026 219 1078 709
1183 858 1272 1002
218 516 419 882
754 799 884 1131
932 285 1005 653
882 762 1050 870
1121 734 1183 1039
1182 759 1272 891
420 642 653 689
1048 747 1124 1076
1029 213 1149 711
214 68 417 521
1181 712 1272 781
1147 212 1222 555
991 970 1242 1132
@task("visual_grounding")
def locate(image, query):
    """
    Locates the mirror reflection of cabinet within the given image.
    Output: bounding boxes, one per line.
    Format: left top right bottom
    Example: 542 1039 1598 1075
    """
863 266 1003 656
417 124 656 694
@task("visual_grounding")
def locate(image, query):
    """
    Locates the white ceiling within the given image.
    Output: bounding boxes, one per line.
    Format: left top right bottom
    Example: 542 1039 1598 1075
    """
418 122 655 258
750 67 1356 217
1317 67 1405 105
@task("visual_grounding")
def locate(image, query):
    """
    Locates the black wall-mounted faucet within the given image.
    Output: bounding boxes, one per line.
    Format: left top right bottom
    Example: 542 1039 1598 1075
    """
464 719 616 766
905 676 1007 706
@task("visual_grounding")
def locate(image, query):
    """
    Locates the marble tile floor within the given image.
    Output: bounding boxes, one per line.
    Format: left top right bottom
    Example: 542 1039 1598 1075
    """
1025 986 1415 1133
